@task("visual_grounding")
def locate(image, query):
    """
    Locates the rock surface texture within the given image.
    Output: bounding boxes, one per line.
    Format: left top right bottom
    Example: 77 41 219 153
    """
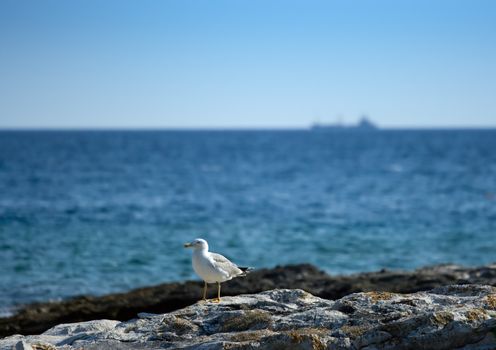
2 285 496 350
3 263 496 337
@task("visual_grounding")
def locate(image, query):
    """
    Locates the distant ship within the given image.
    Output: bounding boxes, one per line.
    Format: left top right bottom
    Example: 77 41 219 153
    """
311 117 378 131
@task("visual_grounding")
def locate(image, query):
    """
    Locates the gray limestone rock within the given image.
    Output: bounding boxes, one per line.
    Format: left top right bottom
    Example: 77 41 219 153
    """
2 285 496 349
5 263 496 337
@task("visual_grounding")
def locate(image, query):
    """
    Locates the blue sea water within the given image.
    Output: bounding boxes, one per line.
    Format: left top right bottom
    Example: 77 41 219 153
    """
1 129 496 315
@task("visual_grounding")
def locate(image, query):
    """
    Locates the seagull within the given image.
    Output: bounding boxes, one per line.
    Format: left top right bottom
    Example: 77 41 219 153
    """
184 238 252 302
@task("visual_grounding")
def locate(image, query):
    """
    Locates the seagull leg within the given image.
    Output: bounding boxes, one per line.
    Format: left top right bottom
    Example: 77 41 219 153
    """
202 282 208 302
212 282 221 303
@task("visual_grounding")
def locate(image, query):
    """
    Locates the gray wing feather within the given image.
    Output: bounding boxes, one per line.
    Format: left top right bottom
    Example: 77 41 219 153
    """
210 253 244 277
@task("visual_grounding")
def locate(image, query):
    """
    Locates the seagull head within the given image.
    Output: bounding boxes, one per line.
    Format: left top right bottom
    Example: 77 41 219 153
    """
184 238 209 251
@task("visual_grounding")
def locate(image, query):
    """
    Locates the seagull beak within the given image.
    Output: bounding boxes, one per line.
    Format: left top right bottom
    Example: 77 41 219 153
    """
184 242 192 248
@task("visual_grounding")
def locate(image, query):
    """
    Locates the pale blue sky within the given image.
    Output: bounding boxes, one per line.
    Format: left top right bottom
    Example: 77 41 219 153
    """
1 0 495 128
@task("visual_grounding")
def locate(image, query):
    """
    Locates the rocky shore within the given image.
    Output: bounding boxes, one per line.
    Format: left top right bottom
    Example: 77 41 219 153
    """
2 285 496 349
2 263 496 339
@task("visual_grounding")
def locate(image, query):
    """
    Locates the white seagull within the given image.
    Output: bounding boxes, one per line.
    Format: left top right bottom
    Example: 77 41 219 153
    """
184 238 251 302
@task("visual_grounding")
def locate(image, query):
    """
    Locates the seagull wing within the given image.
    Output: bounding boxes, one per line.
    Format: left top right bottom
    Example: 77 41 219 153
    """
210 253 244 278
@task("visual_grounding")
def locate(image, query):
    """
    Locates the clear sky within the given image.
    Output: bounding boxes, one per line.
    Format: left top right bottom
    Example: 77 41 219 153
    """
1 0 495 128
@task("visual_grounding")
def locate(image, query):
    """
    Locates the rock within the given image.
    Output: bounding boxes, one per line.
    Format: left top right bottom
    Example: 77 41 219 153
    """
14 341 31 350
3 263 496 337
2 285 496 349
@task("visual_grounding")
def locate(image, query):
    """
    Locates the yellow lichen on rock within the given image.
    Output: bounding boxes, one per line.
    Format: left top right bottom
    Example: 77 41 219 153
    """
287 328 327 350
31 344 57 350
220 310 273 332
365 291 396 302
340 324 369 338
465 308 488 322
431 311 454 326
229 329 272 342
485 294 496 309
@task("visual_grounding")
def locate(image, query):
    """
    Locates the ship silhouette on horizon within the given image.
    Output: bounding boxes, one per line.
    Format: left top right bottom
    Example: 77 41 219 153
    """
311 116 378 131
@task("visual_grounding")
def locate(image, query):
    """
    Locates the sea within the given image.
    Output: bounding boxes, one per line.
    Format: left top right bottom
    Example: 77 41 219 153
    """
1 129 495 315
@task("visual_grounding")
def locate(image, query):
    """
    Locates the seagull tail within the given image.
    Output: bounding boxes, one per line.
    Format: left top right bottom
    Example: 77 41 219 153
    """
238 266 254 276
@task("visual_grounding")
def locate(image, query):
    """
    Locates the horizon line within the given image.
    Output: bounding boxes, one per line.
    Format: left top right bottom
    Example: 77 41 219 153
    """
1 125 496 131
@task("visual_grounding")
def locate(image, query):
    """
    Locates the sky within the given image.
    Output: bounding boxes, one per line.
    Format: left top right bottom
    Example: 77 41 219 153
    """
0 0 495 129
